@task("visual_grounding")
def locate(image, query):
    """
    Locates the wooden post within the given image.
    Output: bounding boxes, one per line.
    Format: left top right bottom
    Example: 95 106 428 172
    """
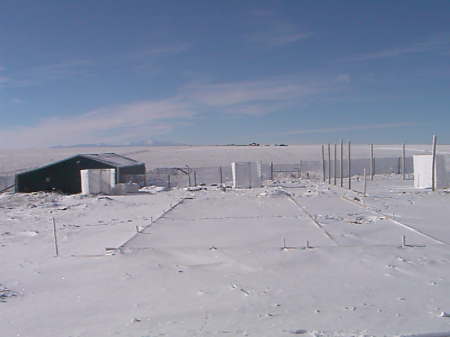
340 140 344 187
370 144 374 180
167 175 171 188
432 134 437 191
363 168 367 197
194 170 197 186
402 143 406 180
188 173 191 187
299 161 302 178
334 143 337 185
52 217 59 257
321 145 326 182
348 141 352 190
328 143 331 184
219 167 223 185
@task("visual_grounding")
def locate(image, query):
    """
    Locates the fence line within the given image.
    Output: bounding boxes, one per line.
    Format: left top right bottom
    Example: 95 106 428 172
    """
120 157 415 189
1 156 418 192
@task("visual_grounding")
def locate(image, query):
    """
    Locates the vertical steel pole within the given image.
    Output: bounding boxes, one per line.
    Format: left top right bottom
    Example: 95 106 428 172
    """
402 143 406 180
340 140 344 187
432 135 437 191
370 144 374 180
334 143 337 185
363 168 367 197
270 162 274 181
52 217 59 257
321 145 326 182
328 144 331 184
348 141 351 190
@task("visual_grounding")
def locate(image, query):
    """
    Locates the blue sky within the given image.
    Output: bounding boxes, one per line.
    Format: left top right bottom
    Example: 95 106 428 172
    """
0 0 449 147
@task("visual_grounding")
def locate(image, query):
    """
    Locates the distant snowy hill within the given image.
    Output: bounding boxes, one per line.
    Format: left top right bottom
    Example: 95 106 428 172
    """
50 139 186 148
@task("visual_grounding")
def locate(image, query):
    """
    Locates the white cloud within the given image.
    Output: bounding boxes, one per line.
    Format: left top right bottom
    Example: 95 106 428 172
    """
347 35 450 61
285 123 416 135
184 79 324 113
0 98 194 148
138 43 191 56
247 30 311 47
0 75 347 148
336 74 351 83
1 59 93 88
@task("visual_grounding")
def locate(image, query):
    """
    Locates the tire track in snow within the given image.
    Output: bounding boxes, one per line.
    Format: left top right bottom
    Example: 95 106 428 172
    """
340 195 448 245
282 190 338 245
118 197 189 252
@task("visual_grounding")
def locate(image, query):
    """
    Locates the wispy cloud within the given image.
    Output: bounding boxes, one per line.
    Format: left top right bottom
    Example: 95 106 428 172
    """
137 43 191 57
0 75 348 147
0 98 194 148
246 13 312 47
285 122 416 135
247 30 311 47
347 35 450 61
0 59 93 88
250 9 276 17
183 77 330 116
1 42 191 88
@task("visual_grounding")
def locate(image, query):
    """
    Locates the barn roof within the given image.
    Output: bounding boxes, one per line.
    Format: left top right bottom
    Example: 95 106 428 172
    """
80 153 141 168
16 153 144 175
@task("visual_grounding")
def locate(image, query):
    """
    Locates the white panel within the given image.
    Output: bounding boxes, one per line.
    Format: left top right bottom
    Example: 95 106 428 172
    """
231 162 262 189
80 169 116 195
413 155 448 189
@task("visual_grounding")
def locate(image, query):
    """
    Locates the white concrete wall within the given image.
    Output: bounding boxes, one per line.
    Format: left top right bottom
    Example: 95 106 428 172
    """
413 155 448 189
80 169 116 195
231 162 263 188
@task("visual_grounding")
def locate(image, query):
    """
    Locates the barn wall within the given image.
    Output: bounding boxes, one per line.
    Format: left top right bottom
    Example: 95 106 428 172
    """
16 156 115 194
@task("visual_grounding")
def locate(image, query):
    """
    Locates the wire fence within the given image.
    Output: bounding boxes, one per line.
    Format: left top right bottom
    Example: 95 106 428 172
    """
120 157 415 189
0 155 437 192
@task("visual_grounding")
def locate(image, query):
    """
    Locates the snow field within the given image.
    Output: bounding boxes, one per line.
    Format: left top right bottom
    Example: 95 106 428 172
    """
1 175 450 336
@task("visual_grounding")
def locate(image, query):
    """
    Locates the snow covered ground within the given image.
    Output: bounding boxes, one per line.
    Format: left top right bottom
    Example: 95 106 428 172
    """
1 173 450 337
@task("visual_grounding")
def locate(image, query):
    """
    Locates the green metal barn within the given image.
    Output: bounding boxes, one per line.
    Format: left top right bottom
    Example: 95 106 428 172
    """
15 153 145 194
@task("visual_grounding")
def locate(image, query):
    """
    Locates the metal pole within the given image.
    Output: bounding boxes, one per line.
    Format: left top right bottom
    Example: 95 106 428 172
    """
219 167 223 185
363 168 367 197
270 162 274 181
334 144 337 185
168 175 171 189
321 145 326 182
194 170 197 186
402 143 406 180
328 143 331 184
340 140 344 187
432 134 437 191
52 217 59 257
348 141 351 190
248 162 252 188
370 144 374 180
